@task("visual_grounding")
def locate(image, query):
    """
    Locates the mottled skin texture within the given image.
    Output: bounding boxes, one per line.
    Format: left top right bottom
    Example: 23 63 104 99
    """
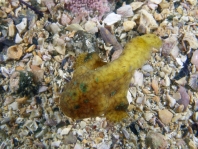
59 34 162 122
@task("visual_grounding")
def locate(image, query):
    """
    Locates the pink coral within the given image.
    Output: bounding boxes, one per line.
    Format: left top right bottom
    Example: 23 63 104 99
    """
64 0 110 20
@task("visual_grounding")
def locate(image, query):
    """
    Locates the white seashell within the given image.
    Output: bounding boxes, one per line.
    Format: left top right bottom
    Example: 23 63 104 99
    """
121 128 130 139
51 141 61 147
61 13 71 25
3 96 14 106
38 86 48 93
123 21 136 31
117 5 133 17
15 6 21 17
164 75 170 87
54 45 66 55
50 23 61 34
61 125 72 135
191 50 198 69
0 67 15 77
8 22 15 37
192 104 198 116
15 33 23 43
138 9 158 33
142 64 153 72
189 73 198 91
166 94 176 108
16 18 27 34
187 0 197 5
79 121 86 129
144 111 154 121
32 55 43 66
136 96 144 104
103 12 121 26
24 120 38 132
127 90 133 104
84 21 98 34
149 0 162 4
183 32 198 49
133 70 143 86
147 2 158 10
130 2 144 11
8 101 18 110
193 112 198 122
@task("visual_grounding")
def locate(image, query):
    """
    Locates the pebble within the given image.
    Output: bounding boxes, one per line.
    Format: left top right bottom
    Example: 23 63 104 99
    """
158 109 173 125
123 21 136 31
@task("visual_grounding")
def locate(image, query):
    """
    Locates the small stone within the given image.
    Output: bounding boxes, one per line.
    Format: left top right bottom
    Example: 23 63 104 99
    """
123 21 136 31
146 131 168 149
32 55 43 66
7 45 23 60
158 109 173 125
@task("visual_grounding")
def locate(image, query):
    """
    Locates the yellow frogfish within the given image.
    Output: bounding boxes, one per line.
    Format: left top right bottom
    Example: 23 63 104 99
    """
59 34 162 122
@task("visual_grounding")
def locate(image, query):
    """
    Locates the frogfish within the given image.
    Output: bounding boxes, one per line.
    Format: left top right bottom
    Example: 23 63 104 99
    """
58 34 162 122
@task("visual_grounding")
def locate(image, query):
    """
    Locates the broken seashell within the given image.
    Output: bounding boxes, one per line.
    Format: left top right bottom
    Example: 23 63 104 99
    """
16 18 27 34
117 5 134 18
7 44 23 60
103 12 121 26
189 73 198 91
15 33 23 43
